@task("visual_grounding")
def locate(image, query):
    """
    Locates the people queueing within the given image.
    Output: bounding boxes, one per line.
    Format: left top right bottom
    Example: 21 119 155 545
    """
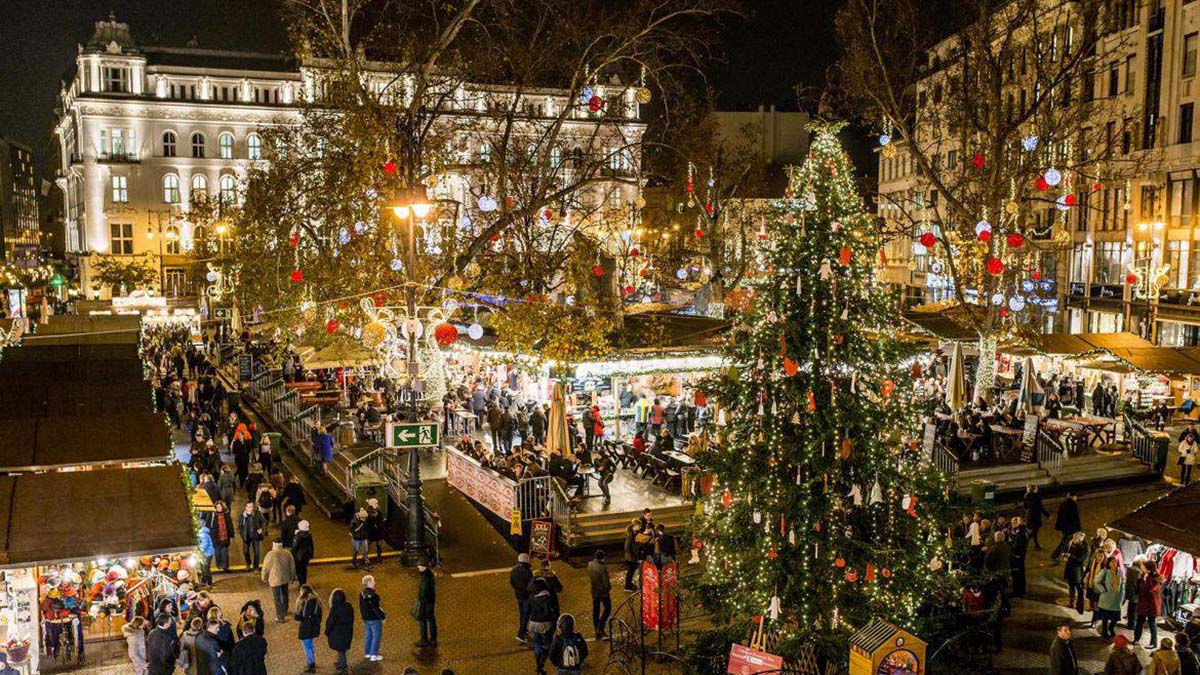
325 589 355 673
295 585 322 674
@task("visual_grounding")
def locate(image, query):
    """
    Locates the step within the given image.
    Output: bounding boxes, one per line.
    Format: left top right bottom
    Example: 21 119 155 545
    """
573 506 694 528
958 463 1047 482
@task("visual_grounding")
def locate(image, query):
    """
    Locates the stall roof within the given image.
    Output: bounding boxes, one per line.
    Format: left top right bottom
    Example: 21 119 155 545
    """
0 344 140 363
613 311 730 349
0 359 146 384
1109 348 1200 374
901 303 978 341
1083 333 1156 350
0 382 154 418
0 413 171 471
302 343 378 370
1110 482 1200 554
0 465 194 567
1036 333 1097 355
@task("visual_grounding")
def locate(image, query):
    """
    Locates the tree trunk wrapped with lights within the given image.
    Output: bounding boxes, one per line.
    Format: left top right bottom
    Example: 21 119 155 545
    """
690 125 956 663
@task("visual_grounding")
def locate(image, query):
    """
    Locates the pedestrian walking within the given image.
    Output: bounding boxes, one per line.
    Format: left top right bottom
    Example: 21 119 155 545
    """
1149 638 1181 675
1049 621 1078 675
236 601 266 640
292 520 314 585
124 616 149 675
510 553 534 644
365 498 385 564
147 613 180 675
1137 568 1165 648
229 620 267 675
528 578 557 675
178 617 203 675
1064 532 1088 615
194 621 224 675
1008 517 1029 597
218 466 236 507
1105 635 1140 675
260 539 297 623
359 574 386 662
210 502 234 573
279 505 300 548
1023 484 1050 550
414 558 438 648
295 585 322 673
624 519 643 591
350 509 371 568
588 550 612 639
325 589 355 673
280 476 307 515
1094 557 1124 639
549 614 589 675
239 502 265 570
1052 492 1082 562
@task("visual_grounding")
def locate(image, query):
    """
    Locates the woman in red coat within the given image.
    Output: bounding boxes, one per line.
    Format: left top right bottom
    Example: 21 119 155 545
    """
1134 563 1163 648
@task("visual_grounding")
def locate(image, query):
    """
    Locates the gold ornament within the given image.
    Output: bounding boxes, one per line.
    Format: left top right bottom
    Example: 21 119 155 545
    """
447 276 465 290
1004 200 1020 215
635 87 652 104
361 321 389 349
302 306 317 323
880 144 898 159
636 196 647 209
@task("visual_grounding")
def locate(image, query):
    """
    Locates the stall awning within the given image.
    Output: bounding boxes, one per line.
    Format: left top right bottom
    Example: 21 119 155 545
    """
28 315 142 345
1 344 141 363
1108 348 1200 374
0 465 195 567
1036 333 1098 355
0 413 172 471
302 343 378 370
0 382 155 419
901 302 979 341
1110 483 1200 554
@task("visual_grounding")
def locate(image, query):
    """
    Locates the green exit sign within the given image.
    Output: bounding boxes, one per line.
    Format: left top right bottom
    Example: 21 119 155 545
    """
387 422 440 448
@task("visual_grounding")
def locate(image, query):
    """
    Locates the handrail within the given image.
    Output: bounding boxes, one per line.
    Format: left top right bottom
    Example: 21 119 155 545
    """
1036 428 1064 475
929 440 960 486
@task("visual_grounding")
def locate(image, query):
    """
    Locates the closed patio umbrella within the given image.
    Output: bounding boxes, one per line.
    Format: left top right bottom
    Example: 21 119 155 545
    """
1016 356 1044 413
546 381 570 456
945 343 966 411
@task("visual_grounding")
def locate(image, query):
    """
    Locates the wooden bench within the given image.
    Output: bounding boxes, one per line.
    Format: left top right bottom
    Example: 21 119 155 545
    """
287 381 322 392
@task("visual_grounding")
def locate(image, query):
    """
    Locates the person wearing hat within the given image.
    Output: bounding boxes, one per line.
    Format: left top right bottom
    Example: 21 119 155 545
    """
124 616 150 675
349 509 370 569
292 520 315 585
261 539 297 623
1105 635 1139 675
414 558 438 648
510 553 534 644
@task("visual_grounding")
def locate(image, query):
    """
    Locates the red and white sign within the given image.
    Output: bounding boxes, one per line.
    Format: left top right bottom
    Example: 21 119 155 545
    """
660 561 679 631
445 448 515 518
641 560 660 630
727 644 784 675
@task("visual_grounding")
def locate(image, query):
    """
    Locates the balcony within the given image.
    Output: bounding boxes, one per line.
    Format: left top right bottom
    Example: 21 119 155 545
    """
96 153 140 165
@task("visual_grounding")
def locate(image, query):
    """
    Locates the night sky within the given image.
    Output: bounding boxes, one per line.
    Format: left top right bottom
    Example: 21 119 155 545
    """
0 0 835 170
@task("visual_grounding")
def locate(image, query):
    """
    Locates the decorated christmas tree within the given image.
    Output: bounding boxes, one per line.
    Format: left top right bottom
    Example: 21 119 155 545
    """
691 124 955 661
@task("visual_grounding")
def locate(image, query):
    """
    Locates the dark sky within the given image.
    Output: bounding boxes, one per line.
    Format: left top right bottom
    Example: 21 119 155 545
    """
0 0 837 169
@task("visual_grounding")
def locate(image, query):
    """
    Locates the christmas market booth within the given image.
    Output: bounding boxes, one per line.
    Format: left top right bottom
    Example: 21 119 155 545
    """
849 619 926 675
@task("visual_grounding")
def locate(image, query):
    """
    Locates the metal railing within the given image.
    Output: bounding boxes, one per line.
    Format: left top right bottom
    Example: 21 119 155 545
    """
929 440 960 487
1036 428 1065 475
291 405 320 442
514 475 573 539
346 446 441 560
1125 410 1170 473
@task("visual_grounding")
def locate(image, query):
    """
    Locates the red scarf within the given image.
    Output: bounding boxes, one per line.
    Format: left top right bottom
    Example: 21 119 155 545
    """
215 512 228 541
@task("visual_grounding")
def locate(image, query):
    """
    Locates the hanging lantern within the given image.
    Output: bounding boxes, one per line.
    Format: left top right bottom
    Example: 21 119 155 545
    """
1006 233 1025 249
325 319 340 334
918 232 936 248
986 257 1004 275
433 322 459 347
289 269 304 283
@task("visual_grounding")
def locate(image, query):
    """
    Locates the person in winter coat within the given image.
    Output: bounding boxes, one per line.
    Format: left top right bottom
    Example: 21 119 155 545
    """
1022 484 1050 550
292 520 315 585
239 502 265 570
218 466 237 508
1149 638 1182 675
549 613 589 675
1137 569 1165 648
125 617 149 675
178 617 203 675
1008 517 1030 597
280 476 306 515
196 525 215 587
1181 434 1198 486
510 553 534 643
359 575 386 662
205 607 234 669
530 406 548 445
624 520 643 591
1094 558 1125 639
528 578 558 675
588 550 612 639
1177 633 1200 675
311 425 334 474
349 509 371 568
278 505 300 549
260 539 297 622
1053 492 1082 561
365 499 385 564
1064 532 1088 615
295 585 322 673
229 620 268 675
1049 621 1078 675
194 621 225 675
325 589 355 673
147 613 180 675
1126 558 1145 629
1105 635 1141 675
414 558 438 648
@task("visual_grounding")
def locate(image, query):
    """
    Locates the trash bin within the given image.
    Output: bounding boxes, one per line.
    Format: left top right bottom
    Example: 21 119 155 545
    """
227 391 241 411
969 480 997 505
264 432 282 454
354 476 389 520
335 422 358 447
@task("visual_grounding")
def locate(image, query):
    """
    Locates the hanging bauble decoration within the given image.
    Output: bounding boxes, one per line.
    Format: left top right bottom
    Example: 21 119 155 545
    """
623 285 636 296
1043 167 1062 187
1006 232 1025 249
1126 273 1139 284
991 293 1004 306
845 569 859 583
971 153 986 169
878 133 891 147
1065 194 1078 206
630 247 640 257
881 144 898 159
433 322 459 347
372 291 387 307
783 358 799 377
918 232 937 248
354 220 367 235
205 270 218 283
881 379 895 398
289 269 304 283
986 257 1004 275
676 268 687 280
635 87 652 104
289 232 300 247
834 557 846 568
325 319 340 334
1009 296 1026 312
979 230 992 243
840 438 852 459
1035 177 1050 192
694 229 704 238
592 265 604 278
1021 135 1039 152
477 196 498 212
1092 182 1103 191
467 323 484 340
390 258 402 272
588 95 604 113
579 86 594 104
361 321 388 349
384 160 398 175
839 247 852 266
1055 194 1071 211
975 220 992 236
337 227 351 245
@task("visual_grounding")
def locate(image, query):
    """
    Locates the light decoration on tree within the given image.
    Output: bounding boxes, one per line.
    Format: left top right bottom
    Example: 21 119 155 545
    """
690 124 953 656
1043 167 1062 187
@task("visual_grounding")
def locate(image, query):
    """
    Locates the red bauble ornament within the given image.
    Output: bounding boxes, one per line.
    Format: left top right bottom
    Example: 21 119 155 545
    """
881 568 892 578
979 230 992 243
383 159 398 175
834 557 846 568
289 232 300 247
433 322 458 347
592 265 603 277
972 153 986 169
1000 308 1010 317
919 232 936 247
1126 273 1139 284
1064 194 1078 206
289 269 303 283
705 202 714 216
325 319 339 334
623 285 635 296
630 247 639 257
845 569 859 582
986 257 1004 275
1036 177 1050 192
694 229 704 238
1092 182 1103 191
1006 233 1025 248
543 209 553 219
489 234 500 242
588 95 604 112
1032 271 1042 281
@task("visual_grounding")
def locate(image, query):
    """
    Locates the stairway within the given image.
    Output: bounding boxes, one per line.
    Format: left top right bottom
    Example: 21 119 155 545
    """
1049 452 1159 490
956 462 1054 500
567 502 695 548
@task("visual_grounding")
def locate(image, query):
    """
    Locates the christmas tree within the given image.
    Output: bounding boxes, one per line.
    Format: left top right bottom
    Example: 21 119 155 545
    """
691 124 954 660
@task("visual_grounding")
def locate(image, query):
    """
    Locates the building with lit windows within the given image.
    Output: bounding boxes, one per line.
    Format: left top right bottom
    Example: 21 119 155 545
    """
0 137 41 268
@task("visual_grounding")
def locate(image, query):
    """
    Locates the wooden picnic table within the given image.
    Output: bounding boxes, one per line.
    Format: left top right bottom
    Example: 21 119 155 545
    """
989 425 1023 462
1065 415 1116 447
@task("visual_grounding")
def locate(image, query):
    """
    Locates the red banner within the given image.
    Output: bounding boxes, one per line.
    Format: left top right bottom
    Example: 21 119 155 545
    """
641 560 660 630
660 561 679 630
727 644 784 675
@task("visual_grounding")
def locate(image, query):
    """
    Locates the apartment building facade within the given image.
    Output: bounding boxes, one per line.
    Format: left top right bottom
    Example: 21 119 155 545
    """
0 137 41 269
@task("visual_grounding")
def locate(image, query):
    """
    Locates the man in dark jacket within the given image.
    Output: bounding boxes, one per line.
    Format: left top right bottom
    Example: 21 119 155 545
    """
359 575 386 661
278 505 301 548
510 553 534 643
280 476 306 514
146 614 179 675
530 406 548 445
1022 484 1050 550
292 520 315 585
1051 492 1081 562
587 550 612 640
415 559 437 648
1048 622 1078 675
195 621 225 675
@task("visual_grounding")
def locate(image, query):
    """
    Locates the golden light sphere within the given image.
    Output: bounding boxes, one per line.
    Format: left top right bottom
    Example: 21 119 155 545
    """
635 87 652 105
362 321 389 349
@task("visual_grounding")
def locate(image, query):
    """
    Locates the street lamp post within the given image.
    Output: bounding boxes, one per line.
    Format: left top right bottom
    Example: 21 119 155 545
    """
389 187 433 566
1130 220 1169 344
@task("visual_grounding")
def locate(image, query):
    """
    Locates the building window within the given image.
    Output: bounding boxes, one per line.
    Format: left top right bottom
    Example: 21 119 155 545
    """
1108 63 1119 97
218 133 235 159
111 175 128 203
479 143 491 163
1186 33 1198 77
163 174 181 204
1098 241 1126 283
218 174 236 206
103 67 127 93
109 223 133 255
1181 103 1195 144
192 174 208 201
162 131 176 157
247 134 262 160
191 133 205 159
165 224 181 255
1169 240 1190 289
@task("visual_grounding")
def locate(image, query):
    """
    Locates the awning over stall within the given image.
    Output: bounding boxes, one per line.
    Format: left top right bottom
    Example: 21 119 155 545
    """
0 465 195 567
1110 483 1200 554
302 343 379 370
0 413 172 471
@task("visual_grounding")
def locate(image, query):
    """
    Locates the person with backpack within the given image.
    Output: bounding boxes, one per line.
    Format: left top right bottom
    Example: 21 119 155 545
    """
549 614 588 675
528 577 557 675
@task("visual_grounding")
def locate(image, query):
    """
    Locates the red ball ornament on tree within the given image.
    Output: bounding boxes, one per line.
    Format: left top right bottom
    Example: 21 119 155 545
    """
592 265 603 278
1092 182 1103 191
1064 194 1078 206
623 285 635 296
630 247 639 257
489 234 500 242
1126 273 1139 284
383 160 398 175
543 209 553 219
325 319 339 334
971 153 986 169
919 232 936 248
1006 233 1025 249
289 269 303 283
1000 308 1010 317
979 230 992 243
289 232 300 247
588 95 604 113
1032 271 1042 281
694 229 704 238
986 257 1004 275
834 557 846 568
1036 177 1050 192
433 322 458 347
